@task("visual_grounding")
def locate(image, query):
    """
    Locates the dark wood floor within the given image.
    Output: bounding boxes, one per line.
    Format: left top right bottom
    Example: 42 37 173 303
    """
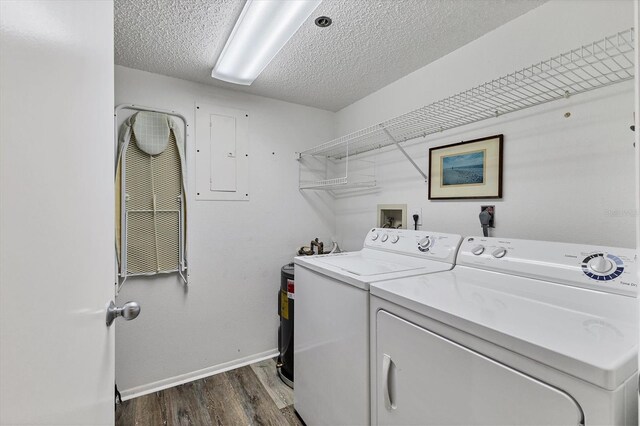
116 362 303 426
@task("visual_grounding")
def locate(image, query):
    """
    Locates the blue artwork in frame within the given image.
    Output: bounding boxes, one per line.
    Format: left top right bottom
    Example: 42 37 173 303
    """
428 134 503 200
441 150 485 186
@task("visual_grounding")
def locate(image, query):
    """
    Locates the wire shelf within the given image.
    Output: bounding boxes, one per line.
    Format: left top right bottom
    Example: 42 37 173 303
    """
301 28 635 162
299 178 377 191
298 154 376 192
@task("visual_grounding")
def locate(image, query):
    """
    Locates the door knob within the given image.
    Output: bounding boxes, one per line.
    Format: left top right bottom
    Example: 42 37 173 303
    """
106 301 140 327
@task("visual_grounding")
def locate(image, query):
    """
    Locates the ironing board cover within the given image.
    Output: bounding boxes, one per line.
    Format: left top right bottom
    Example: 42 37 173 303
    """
115 111 187 276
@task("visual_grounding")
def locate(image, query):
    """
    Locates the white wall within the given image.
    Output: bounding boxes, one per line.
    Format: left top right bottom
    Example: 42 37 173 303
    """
114 66 336 397
334 0 637 250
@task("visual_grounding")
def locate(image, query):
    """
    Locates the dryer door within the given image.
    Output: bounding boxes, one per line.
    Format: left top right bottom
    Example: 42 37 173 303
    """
375 310 584 426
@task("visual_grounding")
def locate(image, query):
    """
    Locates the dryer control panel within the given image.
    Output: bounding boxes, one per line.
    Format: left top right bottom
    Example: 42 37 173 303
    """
457 236 638 297
364 228 462 263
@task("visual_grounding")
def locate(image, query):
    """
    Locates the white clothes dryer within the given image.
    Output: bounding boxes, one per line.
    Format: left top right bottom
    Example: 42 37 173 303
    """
294 228 462 426
370 236 638 425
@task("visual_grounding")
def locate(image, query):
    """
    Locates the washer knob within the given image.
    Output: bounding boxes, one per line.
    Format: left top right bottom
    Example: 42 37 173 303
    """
418 236 432 251
381 234 389 242
492 247 507 258
371 232 379 241
390 235 400 244
471 245 485 256
588 256 613 274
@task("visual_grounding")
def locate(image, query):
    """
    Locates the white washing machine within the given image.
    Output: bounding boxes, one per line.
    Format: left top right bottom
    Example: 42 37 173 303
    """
370 236 638 425
294 228 462 426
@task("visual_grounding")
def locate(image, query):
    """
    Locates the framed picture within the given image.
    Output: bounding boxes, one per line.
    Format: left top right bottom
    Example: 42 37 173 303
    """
428 134 503 200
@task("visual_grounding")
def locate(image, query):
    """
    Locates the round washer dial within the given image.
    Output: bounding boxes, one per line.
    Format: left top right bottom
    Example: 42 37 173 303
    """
581 253 624 281
471 245 485 256
418 236 432 252
492 247 507 258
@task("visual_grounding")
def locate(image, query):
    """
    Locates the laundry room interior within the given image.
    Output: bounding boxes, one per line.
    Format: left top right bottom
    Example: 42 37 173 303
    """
1 0 640 425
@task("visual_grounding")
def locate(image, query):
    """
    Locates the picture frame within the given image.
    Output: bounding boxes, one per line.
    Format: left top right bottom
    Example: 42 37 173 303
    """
428 134 503 200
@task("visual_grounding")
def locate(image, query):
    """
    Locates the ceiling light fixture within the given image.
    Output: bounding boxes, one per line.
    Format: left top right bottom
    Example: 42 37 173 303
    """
211 0 322 86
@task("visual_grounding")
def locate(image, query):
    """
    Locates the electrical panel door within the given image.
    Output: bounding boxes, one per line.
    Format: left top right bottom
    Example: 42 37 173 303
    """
195 103 249 201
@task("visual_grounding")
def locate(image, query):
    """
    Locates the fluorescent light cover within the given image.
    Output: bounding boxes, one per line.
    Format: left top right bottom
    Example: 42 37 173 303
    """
212 0 322 85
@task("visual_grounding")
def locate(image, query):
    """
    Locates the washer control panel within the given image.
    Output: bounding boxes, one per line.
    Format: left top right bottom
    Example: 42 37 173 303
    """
364 228 462 263
457 236 638 297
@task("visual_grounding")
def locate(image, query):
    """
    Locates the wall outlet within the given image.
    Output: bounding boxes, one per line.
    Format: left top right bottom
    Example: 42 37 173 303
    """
410 208 422 228
480 205 495 228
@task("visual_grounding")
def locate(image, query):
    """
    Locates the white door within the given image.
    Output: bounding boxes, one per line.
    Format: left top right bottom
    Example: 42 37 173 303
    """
1 1 116 424
375 310 584 426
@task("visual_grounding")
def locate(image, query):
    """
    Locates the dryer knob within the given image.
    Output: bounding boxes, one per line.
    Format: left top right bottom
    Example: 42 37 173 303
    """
390 235 400 244
371 232 379 241
588 256 614 274
471 245 485 256
492 247 507 258
381 234 389 242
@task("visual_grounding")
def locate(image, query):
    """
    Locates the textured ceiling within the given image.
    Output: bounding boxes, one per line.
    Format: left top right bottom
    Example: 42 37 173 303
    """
115 0 546 111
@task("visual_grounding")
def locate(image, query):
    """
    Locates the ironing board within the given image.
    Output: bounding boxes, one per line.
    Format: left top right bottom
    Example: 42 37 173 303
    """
115 105 188 290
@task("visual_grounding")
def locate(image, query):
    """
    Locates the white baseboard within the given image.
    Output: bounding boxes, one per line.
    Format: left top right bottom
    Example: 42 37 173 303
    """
120 348 279 401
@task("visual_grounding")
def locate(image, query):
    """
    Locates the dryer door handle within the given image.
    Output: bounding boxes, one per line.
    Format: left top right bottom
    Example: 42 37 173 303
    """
382 353 397 410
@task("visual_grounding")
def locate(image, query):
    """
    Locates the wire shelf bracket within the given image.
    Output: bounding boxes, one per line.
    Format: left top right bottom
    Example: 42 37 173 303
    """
380 126 428 181
297 28 635 191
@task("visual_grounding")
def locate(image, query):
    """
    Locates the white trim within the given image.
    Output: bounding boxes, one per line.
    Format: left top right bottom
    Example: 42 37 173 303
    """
120 348 278 401
634 6 639 418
